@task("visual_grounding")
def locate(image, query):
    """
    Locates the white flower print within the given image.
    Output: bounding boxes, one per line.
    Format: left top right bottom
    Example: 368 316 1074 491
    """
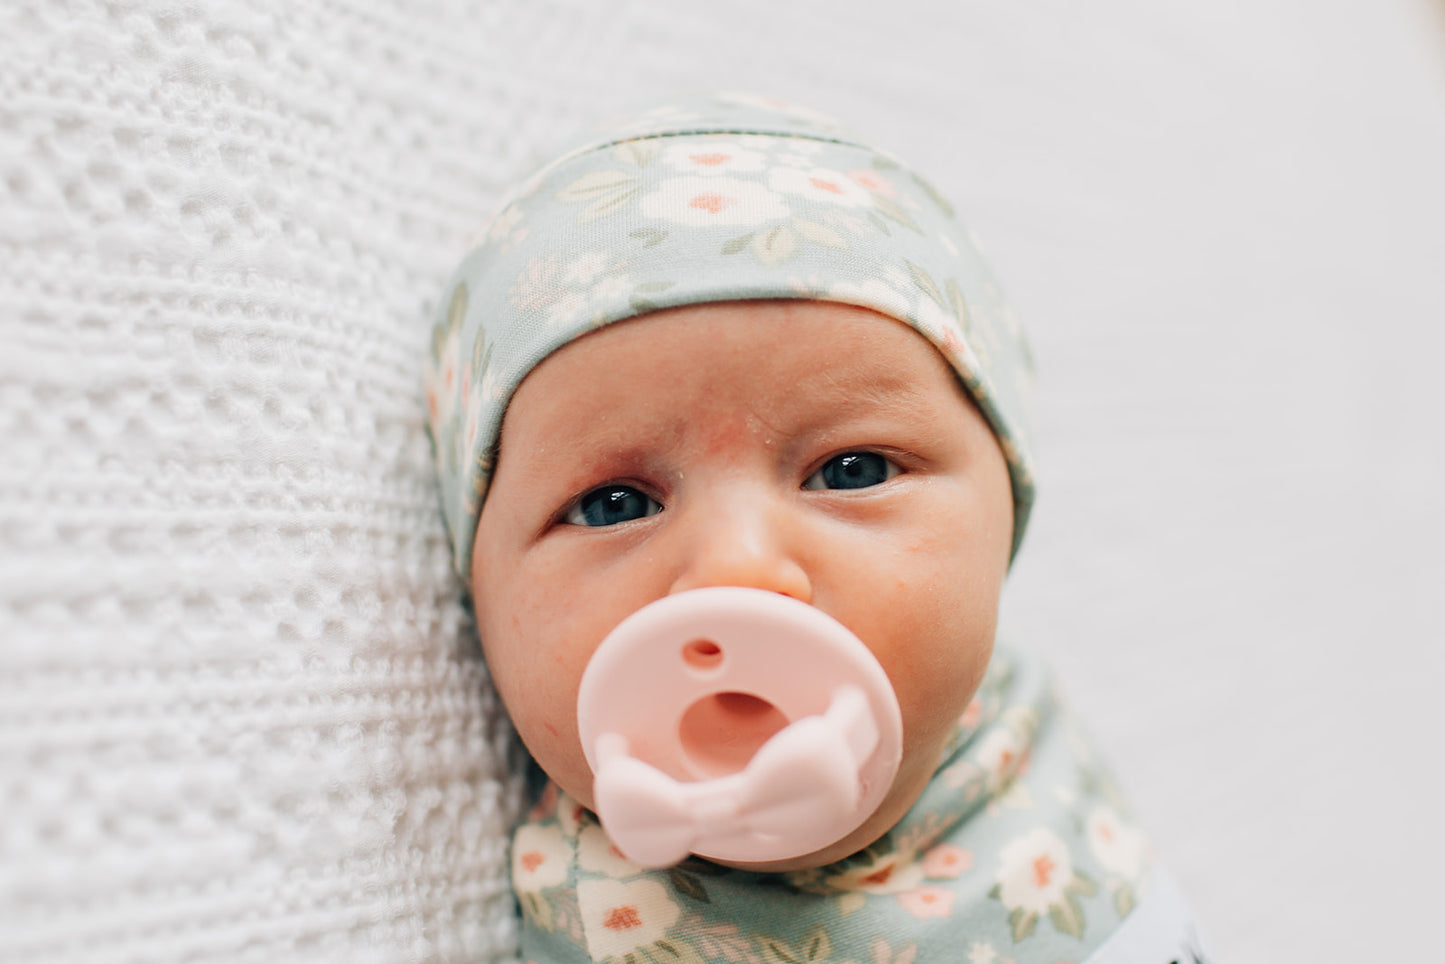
485 205 523 245
828 279 911 320
429 329 461 425
661 138 766 176
847 168 897 197
1086 806 1147 881
897 885 955 919
563 251 611 285
638 175 789 226
768 166 874 208
577 824 643 879
772 140 826 169
587 273 634 305
967 942 1010 964
971 725 1028 796
921 843 972 879
989 825 1100 940
994 828 1073 917
578 878 681 960
913 296 981 371
510 254 565 311
512 823 570 893
544 291 588 328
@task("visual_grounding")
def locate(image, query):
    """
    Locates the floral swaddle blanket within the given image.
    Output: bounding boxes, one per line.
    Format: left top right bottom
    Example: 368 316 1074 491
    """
510 647 1207 964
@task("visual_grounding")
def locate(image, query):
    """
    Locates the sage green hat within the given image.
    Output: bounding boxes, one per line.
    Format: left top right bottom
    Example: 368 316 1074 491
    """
425 92 1035 580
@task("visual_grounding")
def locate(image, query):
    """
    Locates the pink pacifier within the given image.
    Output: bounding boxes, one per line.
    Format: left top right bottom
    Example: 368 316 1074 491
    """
576 586 904 868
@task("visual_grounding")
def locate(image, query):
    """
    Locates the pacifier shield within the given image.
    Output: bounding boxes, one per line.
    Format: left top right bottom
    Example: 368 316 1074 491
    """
577 587 903 867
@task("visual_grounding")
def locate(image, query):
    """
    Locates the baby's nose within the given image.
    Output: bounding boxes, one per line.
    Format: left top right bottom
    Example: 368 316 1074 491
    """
668 503 812 602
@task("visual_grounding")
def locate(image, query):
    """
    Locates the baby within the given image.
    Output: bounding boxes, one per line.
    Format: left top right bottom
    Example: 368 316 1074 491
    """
426 94 1206 963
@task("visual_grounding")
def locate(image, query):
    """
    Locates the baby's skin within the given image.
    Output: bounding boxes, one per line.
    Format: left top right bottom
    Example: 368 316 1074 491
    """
469 299 1014 871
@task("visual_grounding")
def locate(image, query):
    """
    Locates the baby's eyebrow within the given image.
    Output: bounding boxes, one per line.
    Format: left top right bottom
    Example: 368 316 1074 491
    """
810 366 938 413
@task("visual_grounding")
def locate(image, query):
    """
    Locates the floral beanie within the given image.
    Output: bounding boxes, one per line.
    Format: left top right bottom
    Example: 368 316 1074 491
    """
425 92 1037 580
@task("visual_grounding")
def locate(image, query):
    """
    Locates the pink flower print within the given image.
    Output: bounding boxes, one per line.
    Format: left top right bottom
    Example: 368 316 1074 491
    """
638 176 789 226
512 823 570 894
769 166 873 208
825 852 923 894
661 139 766 176
578 878 681 960
921 843 972 879
871 937 919 964
1086 806 1147 881
897 886 955 920
847 169 897 197
990 827 1096 939
995 829 1072 915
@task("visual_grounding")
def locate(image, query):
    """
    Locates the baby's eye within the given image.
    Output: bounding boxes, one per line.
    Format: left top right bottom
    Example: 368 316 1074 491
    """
565 485 662 527
803 452 901 491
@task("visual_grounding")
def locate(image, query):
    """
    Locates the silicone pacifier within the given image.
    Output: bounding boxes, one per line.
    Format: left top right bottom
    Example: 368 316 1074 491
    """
577 586 904 868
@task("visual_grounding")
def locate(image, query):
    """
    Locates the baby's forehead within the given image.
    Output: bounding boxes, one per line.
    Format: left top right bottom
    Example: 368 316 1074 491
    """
425 92 1038 577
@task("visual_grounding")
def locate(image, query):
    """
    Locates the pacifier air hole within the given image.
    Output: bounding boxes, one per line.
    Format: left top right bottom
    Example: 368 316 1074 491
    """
678 691 789 779
681 638 724 673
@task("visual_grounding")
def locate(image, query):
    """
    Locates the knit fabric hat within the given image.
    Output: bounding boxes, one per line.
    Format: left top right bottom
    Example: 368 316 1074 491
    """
425 92 1036 580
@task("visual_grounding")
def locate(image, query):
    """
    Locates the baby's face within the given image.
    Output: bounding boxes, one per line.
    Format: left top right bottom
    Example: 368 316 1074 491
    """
470 300 1014 870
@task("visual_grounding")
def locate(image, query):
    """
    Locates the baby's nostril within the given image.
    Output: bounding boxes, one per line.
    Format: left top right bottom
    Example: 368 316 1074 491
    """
682 638 724 672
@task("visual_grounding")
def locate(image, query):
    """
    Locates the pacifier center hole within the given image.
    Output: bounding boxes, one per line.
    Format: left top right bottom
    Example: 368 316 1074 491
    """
679 692 788 779
682 638 723 672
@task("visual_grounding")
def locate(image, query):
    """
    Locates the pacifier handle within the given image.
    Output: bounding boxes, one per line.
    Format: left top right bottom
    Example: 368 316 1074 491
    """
577 587 903 868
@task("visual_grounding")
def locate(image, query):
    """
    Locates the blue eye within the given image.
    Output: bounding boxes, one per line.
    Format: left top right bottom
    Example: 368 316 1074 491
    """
565 485 662 527
803 452 900 491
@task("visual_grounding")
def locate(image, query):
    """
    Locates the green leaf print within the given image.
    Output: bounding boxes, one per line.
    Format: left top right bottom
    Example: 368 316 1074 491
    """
629 227 669 248
945 279 970 328
519 891 553 931
760 937 803 964
759 927 833 964
1069 870 1099 898
614 140 660 167
447 282 468 331
666 868 711 904
721 233 754 255
471 325 493 379
905 261 945 309
910 172 955 218
555 170 641 222
793 218 849 250
804 927 831 962
1048 894 1087 939
1008 907 1038 942
645 939 706 964
752 225 797 265
1115 885 1136 918
867 211 891 236
873 195 921 233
